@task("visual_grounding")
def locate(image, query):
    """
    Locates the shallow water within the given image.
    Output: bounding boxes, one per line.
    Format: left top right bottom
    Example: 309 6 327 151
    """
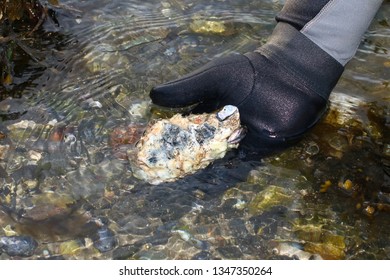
0 0 389 259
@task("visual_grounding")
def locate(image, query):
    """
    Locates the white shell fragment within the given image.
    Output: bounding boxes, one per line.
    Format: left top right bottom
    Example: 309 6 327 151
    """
216 105 238 121
130 105 245 185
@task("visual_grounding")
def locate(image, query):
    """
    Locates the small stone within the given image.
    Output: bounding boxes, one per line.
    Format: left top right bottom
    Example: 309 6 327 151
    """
0 132 6 140
304 242 345 260
0 145 10 160
363 205 376 216
59 240 84 256
217 245 243 259
192 189 206 200
7 120 36 131
23 179 38 189
249 185 292 215
233 199 246 210
276 242 316 260
21 193 75 221
191 251 212 260
112 245 139 260
0 235 38 257
228 219 249 239
189 19 236 36
92 227 117 252
81 99 103 109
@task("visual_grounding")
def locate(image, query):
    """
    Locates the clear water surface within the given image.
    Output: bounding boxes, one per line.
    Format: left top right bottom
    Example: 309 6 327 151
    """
0 0 389 260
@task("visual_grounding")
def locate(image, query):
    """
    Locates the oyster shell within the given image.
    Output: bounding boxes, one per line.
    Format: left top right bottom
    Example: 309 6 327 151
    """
130 105 245 185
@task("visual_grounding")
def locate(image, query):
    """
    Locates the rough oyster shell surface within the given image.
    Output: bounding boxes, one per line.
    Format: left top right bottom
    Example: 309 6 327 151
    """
130 105 243 185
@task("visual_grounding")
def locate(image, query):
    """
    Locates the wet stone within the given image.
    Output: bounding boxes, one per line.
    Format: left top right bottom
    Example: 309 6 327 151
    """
134 249 167 260
59 239 84 256
11 165 39 182
274 242 316 260
304 242 345 260
0 145 10 160
0 235 38 257
191 251 212 260
92 227 117 253
115 214 155 235
133 232 170 247
217 245 243 259
250 217 278 240
20 192 76 221
112 244 140 260
248 185 292 215
172 229 209 250
268 255 295 260
249 206 288 239
228 218 249 239
238 235 267 258
219 198 246 219
189 19 236 36
0 166 7 178
189 238 209 251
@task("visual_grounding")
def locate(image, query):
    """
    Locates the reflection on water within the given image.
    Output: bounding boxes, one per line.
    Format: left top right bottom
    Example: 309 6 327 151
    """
0 0 389 259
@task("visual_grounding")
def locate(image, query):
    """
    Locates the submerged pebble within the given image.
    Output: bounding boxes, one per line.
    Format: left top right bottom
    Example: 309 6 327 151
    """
189 19 236 36
92 227 117 253
191 251 212 260
0 144 10 160
59 240 84 256
274 242 319 260
0 235 38 257
21 192 76 221
172 229 208 250
304 242 345 260
112 244 139 260
217 245 243 259
248 185 292 215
